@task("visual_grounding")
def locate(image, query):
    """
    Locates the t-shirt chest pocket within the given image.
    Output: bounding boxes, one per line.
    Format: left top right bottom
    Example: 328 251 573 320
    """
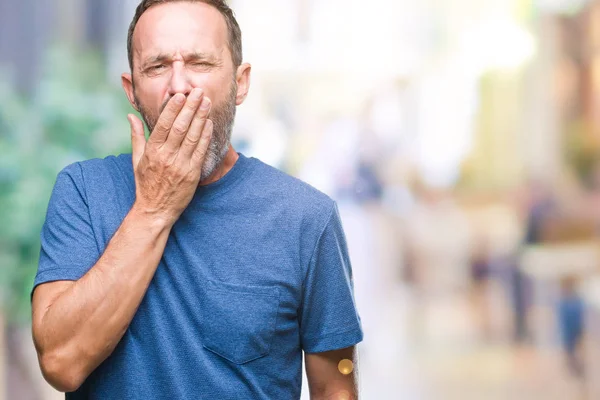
199 279 280 364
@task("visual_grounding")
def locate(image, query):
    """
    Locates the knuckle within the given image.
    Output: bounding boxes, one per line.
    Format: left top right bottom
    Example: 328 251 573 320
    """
154 123 169 135
194 116 208 127
171 123 187 136
184 134 200 147
183 171 196 183
195 109 209 120
186 100 198 111
200 134 211 145
172 168 185 179
153 151 172 167
191 152 203 164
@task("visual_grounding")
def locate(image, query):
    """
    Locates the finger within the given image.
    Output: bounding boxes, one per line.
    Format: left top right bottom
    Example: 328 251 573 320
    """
179 96 212 159
191 119 213 167
164 88 205 152
147 93 186 145
128 114 146 169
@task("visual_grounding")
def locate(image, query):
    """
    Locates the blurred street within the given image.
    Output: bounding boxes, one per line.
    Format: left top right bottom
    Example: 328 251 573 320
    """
340 204 585 400
298 202 587 400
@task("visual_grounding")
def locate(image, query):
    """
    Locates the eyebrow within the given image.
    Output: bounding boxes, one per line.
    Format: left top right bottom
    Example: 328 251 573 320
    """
141 52 220 68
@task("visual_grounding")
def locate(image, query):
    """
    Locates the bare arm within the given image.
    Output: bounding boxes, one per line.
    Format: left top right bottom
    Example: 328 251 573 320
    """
32 206 171 392
305 346 359 400
31 89 213 392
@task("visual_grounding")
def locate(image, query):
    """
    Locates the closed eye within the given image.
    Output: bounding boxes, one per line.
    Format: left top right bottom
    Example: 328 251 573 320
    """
142 64 168 76
190 61 214 68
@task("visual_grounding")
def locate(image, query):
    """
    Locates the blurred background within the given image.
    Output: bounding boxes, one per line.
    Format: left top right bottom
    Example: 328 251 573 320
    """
3 0 600 399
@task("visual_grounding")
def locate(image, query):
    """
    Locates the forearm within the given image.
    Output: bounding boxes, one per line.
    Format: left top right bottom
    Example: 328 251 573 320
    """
306 347 359 400
35 204 172 388
309 377 358 400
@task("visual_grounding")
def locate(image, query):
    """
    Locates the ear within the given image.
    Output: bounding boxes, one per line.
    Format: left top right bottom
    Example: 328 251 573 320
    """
121 72 140 112
235 63 251 106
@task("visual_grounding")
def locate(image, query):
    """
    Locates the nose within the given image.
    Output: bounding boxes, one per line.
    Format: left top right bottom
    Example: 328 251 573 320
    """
167 63 193 98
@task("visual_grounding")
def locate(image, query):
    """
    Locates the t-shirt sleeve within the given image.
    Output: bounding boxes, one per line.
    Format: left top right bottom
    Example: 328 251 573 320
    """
32 163 100 296
299 202 363 353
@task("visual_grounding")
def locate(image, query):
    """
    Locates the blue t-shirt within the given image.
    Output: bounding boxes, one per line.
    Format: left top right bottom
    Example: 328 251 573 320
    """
34 153 363 399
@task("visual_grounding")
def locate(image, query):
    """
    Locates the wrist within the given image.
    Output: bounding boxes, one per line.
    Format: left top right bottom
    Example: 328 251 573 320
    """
129 202 175 234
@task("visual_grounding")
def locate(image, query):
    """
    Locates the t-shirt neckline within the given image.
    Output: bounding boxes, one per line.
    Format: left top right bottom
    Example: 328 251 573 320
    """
192 152 253 202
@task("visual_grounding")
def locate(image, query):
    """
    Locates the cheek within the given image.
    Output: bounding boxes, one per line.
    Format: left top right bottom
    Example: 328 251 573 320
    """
136 79 171 110
191 73 232 104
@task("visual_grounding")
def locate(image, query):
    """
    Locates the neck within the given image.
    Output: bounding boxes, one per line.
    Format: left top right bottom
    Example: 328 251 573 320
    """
198 146 239 186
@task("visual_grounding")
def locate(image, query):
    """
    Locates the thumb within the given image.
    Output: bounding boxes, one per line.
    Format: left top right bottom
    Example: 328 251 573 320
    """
128 114 145 168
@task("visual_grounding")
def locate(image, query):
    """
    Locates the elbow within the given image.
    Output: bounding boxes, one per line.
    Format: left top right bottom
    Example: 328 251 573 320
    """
38 350 85 393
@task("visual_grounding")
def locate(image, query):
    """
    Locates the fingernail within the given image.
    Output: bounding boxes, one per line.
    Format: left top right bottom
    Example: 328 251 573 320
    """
175 94 185 104
200 97 211 110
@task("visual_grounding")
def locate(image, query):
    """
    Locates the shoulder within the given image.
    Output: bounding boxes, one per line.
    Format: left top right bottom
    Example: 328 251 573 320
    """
74 153 132 186
54 154 133 198
76 153 132 177
246 157 335 219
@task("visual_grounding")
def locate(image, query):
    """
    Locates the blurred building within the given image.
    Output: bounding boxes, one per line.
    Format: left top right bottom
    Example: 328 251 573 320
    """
0 0 52 94
0 0 136 94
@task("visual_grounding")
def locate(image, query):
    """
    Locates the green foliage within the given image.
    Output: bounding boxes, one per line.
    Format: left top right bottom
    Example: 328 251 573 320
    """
0 46 135 324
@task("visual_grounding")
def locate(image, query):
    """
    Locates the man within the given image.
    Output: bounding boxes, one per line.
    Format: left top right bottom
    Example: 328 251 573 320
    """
31 1 363 399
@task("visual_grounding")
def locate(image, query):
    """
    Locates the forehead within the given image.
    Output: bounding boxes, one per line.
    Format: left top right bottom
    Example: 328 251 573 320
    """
133 2 229 64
